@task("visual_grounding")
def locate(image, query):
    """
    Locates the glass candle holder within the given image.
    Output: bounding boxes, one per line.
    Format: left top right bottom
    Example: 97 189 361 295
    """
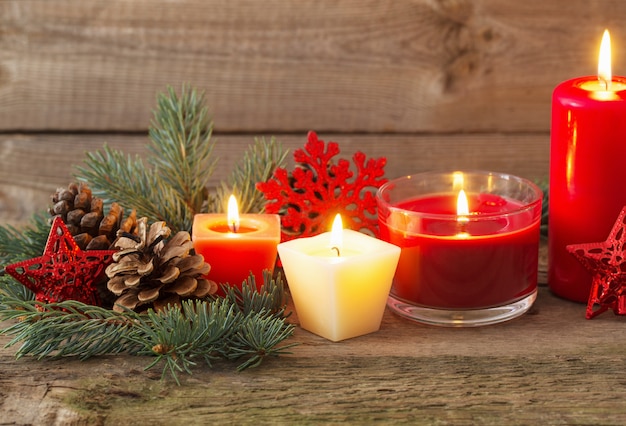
376 171 543 327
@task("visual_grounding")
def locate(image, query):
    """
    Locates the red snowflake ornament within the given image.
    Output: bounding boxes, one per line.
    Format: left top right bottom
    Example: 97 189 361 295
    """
4 216 116 306
567 206 626 319
257 131 387 241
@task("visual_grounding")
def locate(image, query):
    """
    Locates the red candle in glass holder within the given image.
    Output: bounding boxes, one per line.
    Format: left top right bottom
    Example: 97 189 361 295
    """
192 195 280 293
380 193 539 309
549 30 626 302
377 171 543 327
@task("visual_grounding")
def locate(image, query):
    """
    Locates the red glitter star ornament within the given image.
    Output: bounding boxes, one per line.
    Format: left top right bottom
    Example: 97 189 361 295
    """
257 131 387 241
567 206 626 319
4 216 116 306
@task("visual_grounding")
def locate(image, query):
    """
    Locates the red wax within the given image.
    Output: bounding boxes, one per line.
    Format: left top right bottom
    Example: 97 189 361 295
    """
549 76 626 302
379 193 540 309
192 214 281 294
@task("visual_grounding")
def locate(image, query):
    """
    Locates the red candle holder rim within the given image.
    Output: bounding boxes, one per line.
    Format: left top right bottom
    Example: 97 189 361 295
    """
376 170 543 221
384 202 542 221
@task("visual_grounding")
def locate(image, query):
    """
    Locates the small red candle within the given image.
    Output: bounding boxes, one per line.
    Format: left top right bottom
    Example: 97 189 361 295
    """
192 195 280 293
549 30 626 302
377 171 542 326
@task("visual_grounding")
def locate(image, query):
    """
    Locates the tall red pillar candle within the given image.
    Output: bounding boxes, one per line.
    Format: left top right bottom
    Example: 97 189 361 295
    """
549 30 626 302
192 196 280 293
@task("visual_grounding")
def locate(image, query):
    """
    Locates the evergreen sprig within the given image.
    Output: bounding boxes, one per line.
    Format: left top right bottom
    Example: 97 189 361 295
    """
77 146 188 231
147 86 216 221
0 299 143 359
215 137 289 214
134 298 240 384
222 270 288 316
226 311 297 371
0 276 295 384
0 214 51 264
76 85 217 233
0 214 51 302
75 86 288 232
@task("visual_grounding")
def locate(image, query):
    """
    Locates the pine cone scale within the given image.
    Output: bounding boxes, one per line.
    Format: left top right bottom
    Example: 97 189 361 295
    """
166 275 197 297
195 279 217 298
137 287 161 303
136 259 154 276
107 276 127 295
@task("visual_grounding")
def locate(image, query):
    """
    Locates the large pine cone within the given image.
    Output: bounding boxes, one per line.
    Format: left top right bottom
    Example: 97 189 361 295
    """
49 182 137 250
105 217 217 313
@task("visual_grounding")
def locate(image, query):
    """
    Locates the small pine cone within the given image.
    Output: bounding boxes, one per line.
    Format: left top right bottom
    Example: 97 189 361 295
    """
49 182 138 250
105 218 217 313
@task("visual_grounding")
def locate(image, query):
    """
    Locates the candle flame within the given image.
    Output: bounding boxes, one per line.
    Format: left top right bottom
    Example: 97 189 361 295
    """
598 29 612 90
456 190 470 237
457 189 469 217
329 214 343 256
227 194 240 232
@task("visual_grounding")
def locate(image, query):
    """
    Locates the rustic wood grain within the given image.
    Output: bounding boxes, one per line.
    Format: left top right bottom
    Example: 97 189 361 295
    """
0 0 620 133
2 286 626 425
0 132 548 225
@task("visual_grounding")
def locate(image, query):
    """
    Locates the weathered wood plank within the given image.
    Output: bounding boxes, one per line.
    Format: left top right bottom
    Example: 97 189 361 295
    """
0 132 549 225
1 286 626 425
0 0 619 133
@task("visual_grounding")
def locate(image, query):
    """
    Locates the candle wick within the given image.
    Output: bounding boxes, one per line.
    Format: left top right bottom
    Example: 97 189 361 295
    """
230 221 239 233
600 77 610 91
457 217 469 234
331 246 340 257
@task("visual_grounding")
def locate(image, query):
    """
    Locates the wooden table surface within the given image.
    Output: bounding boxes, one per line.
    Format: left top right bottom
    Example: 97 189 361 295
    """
2 246 626 425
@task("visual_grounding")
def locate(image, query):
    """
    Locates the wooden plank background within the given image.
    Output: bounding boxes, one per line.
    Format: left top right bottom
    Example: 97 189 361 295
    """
0 0 622 225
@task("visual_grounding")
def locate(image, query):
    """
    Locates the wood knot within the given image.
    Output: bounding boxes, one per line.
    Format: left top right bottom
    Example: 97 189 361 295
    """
429 0 498 93
443 50 480 92
433 0 473 25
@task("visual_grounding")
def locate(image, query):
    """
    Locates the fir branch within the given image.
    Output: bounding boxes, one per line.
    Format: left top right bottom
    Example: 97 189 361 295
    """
77 145 190 232
133 298 240 385
0 275 296 384
0 85 295 384
0 276 33 304
135 276 295 383
75 85 217 233
222 270 289 316
0 213 51 265
148 86 216 217
215 137 289 214
0 299 143 359
0 214 50 302
227 311 297 371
